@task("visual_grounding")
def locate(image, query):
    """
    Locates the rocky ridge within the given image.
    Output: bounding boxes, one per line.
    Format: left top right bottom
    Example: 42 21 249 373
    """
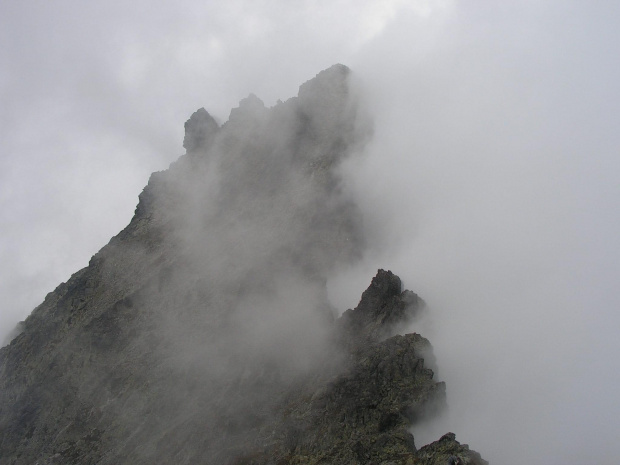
0 65 487 464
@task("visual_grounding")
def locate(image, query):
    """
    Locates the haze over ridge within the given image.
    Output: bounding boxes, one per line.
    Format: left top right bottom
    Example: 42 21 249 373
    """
0 65 487 464
2 2 620 463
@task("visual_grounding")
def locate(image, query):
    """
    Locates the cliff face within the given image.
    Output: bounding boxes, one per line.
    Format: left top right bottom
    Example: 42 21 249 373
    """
0 65 486 465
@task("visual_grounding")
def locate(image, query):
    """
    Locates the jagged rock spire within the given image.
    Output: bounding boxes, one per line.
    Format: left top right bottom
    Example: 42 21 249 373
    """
182 107 219 152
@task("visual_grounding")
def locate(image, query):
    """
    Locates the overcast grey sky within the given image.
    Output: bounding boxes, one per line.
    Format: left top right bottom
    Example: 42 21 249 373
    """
1 1 619 463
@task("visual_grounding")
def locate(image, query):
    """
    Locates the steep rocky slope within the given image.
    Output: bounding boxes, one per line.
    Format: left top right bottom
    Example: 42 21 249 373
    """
0 65 486 464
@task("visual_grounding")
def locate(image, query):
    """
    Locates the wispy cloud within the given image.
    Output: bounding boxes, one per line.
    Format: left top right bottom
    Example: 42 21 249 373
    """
1 1 619 463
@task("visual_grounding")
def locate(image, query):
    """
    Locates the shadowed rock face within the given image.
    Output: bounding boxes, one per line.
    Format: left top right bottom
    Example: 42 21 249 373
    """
183 108 219 152
0 66 486 465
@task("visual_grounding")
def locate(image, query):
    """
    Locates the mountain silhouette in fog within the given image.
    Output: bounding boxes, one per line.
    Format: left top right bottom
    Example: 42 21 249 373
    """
0 65 486 465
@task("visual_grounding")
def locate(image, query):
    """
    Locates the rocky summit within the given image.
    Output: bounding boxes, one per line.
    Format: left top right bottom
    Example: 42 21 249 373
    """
0 65 487 464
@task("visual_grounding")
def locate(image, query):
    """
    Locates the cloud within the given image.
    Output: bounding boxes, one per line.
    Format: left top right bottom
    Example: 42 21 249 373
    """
334 2 620 463
1 1 619 463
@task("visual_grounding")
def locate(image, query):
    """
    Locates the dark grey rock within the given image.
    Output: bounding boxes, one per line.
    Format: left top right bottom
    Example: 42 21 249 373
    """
415 433 489 465
183 107 219 152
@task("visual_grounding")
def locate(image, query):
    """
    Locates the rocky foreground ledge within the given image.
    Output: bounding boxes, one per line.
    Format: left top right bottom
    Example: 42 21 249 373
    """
0 269 487 465
230 269 489 465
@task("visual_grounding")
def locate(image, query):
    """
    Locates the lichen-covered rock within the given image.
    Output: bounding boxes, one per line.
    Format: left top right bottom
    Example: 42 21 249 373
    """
338 269 424 347
414 433 489 465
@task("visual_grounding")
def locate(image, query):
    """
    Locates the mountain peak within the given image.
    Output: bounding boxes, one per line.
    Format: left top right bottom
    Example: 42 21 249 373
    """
182 107 219 152
0 66 486 465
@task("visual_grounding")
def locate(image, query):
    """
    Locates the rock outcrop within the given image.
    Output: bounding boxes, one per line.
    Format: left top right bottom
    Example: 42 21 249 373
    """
0 65 487 464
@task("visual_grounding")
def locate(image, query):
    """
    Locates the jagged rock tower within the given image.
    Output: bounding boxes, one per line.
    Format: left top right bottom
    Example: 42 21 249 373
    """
0 65 486 464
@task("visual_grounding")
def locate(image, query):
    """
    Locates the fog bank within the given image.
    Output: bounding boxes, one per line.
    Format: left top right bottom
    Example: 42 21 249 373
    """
332 3 620 463
2 1 620 463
